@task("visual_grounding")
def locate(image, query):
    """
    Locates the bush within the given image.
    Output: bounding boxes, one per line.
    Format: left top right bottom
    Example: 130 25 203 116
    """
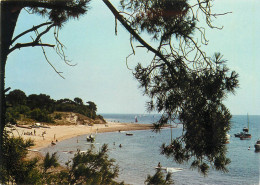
62 144 123 185
0 131 41 184
28 108 53 123
145 169 173 185
5 107 20 124
54 113 62 120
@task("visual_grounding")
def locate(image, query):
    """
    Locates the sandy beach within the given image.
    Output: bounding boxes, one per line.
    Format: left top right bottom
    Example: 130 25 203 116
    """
6 122 153 149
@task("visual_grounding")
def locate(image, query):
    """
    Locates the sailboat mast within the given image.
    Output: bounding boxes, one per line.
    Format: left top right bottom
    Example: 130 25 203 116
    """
247 113 249 132
171 125 173 142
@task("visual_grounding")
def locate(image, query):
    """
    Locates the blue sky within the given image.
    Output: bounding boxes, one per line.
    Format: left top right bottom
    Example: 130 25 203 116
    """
5 0 260 115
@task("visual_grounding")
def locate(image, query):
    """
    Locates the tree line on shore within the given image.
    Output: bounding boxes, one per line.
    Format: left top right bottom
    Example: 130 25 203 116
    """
5 89 103 124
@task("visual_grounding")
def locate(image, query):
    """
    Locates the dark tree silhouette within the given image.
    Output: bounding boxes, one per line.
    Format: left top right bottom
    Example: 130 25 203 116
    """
5 89 27 106
1 0 238 175
74 97 83 105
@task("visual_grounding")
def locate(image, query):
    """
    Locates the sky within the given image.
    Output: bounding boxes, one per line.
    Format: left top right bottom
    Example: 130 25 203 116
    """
5 0 260 115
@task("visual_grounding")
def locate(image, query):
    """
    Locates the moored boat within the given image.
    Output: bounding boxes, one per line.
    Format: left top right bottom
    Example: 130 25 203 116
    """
254 139 260 151
239 133 251 140
86 134 95 142
238 114 251 140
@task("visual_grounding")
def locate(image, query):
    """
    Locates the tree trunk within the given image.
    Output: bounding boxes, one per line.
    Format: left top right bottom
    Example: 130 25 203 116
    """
0 2 21 167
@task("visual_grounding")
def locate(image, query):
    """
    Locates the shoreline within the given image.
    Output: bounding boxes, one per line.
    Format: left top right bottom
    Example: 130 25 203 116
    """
6 122 154 150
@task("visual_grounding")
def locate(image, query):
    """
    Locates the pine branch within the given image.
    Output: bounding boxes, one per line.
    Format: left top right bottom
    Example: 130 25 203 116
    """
11 22 53 44
102 0 171 67
8 42 55 54
25 1 86 13
8 24 55 54
2 1 87 13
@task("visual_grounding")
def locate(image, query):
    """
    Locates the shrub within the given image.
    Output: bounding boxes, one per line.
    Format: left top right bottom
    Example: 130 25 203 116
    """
28 108 53 123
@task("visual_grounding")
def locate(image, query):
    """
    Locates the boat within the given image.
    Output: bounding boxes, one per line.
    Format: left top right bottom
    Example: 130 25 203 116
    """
254 139 260 151
135 116 138 123
240 133 251 140
86 134 95 142
126 133 133 136
155 167 183 173
239 114 251 140
16 124 32 129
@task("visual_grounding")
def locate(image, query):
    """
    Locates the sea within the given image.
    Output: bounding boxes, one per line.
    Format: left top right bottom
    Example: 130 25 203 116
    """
40 114 260 185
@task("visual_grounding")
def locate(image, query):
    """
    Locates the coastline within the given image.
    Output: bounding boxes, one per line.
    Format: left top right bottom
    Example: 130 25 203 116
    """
6 122 154 150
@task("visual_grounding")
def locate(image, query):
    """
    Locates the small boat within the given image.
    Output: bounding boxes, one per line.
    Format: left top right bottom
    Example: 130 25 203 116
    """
86 134 95 142
155 167 183 173
16 125 32 129
240 133 251 140
126 133 133 136
238 114 252 140
254 139 260 151
135 116 138 123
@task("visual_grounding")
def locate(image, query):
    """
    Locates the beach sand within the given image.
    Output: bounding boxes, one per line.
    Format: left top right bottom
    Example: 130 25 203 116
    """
6 122 153 150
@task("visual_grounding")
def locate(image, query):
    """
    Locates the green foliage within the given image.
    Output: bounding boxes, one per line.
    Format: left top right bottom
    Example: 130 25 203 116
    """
27 0 91 27
0 133 123 184
6 89 27 106
5 107 20 124
27 94 55 112
86 101 97 119
28 108 54 123
5 89 103 123
145 169 173 185
43 152 59 173
118 3 238 176
74 97 83 105
120 0 195 41
135 52 237 175
54 113 62 120
63 144 123 185
0 131 41 184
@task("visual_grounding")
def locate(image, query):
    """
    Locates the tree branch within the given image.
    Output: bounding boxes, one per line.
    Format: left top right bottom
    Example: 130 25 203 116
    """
2 1 87 13
11 22 53 44
102 0 171 67
35 24 55 41
8 24 55 54
8 42 54 54
40 43 65 79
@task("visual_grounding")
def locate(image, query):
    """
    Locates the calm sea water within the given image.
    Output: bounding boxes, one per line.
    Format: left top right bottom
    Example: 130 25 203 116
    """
40 114 260 185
